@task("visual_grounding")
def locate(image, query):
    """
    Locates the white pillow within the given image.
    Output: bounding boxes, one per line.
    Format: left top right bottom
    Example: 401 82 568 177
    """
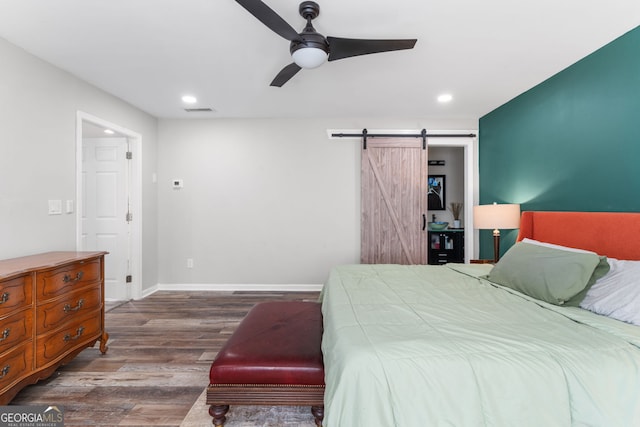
580 258 640 326
521 238 595 254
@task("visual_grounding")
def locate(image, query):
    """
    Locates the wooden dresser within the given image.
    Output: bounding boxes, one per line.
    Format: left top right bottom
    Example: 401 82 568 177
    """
0 251 109 404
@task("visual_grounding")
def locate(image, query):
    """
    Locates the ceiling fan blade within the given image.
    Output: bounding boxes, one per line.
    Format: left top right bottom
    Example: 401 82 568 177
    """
236 0 302 42
270 63 302 87
327 37 417 61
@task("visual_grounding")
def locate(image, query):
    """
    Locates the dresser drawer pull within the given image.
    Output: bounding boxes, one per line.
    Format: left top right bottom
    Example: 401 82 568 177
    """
63 299 85 313
63 271 84 283
0 292 9 304
0 365 9 379
0 328 10 342
63 326 85 342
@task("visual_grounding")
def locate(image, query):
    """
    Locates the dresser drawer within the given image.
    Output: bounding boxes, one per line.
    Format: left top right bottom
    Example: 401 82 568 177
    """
0 309 33 355
35 258 102 300
36 285 102 334
0 274 33 317
0 342 33 392
36 310 102 367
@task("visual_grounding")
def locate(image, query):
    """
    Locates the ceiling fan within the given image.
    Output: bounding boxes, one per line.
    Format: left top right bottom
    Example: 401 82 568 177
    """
236 0 418 87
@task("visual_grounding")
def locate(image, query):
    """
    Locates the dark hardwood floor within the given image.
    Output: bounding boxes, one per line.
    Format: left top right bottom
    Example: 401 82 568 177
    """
10 291 320 426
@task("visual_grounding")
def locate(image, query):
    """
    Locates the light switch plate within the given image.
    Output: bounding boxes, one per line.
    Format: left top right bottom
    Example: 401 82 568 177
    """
48 200 62 215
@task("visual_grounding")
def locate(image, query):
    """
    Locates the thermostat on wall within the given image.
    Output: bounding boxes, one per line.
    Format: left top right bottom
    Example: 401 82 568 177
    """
172 179 184 189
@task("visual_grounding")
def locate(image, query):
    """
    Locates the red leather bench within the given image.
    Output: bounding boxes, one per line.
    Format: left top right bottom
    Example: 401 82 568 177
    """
207 301 325 426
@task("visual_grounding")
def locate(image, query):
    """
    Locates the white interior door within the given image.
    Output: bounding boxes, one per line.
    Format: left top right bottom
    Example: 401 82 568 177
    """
82 137 130 300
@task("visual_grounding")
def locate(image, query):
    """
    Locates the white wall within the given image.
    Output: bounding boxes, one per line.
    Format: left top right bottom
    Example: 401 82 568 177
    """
0 35 478 291
158 118 477 287
0 37 159 291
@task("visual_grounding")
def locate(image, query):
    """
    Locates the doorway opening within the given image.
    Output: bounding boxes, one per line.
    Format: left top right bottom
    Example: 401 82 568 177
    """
75 111 142 300
427 136 478 262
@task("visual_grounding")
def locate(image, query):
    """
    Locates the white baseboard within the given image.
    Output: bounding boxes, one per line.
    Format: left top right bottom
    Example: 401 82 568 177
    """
138 283 323 299
140 284 159 299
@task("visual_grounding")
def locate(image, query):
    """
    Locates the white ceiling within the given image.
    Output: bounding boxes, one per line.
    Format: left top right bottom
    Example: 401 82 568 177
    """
0 0 638 120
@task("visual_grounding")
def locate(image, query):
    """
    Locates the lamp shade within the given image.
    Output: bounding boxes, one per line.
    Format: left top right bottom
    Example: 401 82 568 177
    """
292 47 328 69
473 203 521 230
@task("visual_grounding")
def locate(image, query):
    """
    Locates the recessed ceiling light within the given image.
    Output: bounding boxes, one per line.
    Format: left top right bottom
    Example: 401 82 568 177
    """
437 94 453 103
104 129 115 135
181 95 197 104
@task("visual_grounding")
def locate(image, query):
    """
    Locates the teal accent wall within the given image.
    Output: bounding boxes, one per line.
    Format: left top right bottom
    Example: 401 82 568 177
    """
478 26 640 258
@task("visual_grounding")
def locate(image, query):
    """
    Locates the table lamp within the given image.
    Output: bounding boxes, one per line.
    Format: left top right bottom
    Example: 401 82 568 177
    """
473 203 521 263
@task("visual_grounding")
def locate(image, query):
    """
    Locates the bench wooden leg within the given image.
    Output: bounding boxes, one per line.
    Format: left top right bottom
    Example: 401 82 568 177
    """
209 404 229 427
311 405 324 426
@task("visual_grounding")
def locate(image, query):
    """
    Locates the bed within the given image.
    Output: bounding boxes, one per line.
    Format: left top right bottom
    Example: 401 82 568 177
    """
320 211 640 426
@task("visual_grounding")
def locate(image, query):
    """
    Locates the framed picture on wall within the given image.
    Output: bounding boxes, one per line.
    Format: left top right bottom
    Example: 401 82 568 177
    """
428 175 446 210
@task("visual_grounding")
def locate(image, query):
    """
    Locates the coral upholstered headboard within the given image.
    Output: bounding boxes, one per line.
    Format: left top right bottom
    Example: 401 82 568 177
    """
516 211 640 260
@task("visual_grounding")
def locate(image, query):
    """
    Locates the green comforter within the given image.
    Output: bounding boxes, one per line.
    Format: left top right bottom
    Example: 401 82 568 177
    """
320 264 640 427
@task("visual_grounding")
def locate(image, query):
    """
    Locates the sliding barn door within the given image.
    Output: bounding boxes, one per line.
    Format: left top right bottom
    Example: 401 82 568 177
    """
361 138 428 264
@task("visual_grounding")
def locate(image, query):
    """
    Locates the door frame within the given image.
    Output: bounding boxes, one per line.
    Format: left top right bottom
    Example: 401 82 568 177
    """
426 134 478 263
75 111 143 300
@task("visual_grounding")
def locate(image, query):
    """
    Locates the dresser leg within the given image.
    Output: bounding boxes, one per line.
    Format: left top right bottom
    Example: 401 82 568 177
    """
99 331 109 354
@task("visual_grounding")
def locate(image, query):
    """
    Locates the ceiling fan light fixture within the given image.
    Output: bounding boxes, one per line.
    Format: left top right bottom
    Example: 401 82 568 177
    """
292 47 328 69
237 0 417 86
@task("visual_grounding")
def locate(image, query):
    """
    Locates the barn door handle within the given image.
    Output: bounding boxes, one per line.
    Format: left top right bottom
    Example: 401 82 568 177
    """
422 214 426 230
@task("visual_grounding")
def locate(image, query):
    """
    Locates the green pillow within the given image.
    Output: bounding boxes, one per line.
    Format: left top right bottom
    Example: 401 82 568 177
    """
486 242 604 305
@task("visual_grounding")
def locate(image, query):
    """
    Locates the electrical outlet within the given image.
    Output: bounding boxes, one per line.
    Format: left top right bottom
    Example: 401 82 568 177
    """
187 258 194 268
